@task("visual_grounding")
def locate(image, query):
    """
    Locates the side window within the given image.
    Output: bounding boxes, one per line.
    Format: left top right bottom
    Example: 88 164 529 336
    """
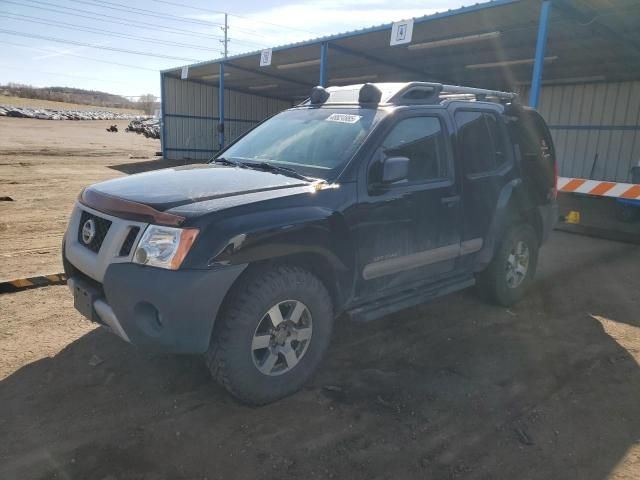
455 111 508 175
374 116 449 185
511 112 555 192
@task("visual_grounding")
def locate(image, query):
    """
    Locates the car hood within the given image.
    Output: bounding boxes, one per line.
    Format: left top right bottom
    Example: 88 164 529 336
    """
85 164 311 211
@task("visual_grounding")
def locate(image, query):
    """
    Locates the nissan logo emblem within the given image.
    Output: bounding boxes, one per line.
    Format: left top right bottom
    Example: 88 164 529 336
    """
82 219 96 245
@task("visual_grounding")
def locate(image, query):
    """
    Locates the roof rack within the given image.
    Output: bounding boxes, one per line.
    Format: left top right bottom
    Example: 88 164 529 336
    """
388 82 518 104
303 82 518 107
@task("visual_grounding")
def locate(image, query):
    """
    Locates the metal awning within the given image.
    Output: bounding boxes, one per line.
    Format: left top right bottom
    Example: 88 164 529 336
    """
162 0 640 103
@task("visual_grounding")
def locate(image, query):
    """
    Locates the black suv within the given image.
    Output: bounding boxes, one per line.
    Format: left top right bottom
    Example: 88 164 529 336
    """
63 82 558 404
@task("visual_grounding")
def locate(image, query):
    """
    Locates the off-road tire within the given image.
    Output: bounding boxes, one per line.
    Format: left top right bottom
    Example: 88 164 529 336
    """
477 223 539 307
206 265 334 405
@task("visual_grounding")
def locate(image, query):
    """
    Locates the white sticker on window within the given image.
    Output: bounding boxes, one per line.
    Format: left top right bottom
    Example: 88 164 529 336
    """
326 113 362 124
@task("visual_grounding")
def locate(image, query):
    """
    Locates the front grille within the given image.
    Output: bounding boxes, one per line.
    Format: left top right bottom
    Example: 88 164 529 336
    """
77 210 112 253
119 227 140 256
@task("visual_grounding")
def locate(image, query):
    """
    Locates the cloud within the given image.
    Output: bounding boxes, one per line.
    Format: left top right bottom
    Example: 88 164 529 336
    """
32 41 112 61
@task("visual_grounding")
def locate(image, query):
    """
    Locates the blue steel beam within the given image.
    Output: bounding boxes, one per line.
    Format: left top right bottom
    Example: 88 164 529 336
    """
529 0 552 108
160 71 167 158
218 62 225 149
319 42 328 87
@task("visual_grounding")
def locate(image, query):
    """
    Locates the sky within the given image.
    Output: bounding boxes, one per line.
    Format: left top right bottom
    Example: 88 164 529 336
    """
0 0 470 99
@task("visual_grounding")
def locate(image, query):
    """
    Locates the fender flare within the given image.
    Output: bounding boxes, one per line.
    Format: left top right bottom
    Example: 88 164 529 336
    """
476 178 524 268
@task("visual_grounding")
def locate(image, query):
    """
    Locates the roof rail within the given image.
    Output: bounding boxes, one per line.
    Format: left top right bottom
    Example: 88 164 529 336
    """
299 82 518 107
386 82 517 105
440 84 517 101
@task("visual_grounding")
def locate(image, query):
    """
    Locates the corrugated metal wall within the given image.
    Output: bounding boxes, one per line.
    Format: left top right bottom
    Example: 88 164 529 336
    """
162 76 291 161
521 81 640 183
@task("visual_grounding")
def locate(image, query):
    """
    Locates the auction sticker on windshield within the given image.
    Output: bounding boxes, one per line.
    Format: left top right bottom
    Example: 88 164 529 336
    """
326 113 362 124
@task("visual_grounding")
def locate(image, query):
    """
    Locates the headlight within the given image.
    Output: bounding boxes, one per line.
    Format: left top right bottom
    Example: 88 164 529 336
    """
133 225 199 270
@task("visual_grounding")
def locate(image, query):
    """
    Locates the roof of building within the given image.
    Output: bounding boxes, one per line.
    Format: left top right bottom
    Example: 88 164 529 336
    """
162 0 640 102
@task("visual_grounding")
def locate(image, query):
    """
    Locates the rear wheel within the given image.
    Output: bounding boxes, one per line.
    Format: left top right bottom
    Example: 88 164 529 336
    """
206 265 333 405
477 223 539 307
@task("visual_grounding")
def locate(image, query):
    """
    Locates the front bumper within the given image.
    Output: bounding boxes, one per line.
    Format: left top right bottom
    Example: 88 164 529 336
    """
66 261 246 354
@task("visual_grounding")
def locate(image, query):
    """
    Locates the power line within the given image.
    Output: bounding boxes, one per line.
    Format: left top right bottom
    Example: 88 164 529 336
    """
0 29 203 62
66 0 225 28
72 0 281 44
152 0 321 36
0 39 161 72
0 13 224 53
0 62 145 87
12 0 268 49
72 0 272 47
12 0 221 42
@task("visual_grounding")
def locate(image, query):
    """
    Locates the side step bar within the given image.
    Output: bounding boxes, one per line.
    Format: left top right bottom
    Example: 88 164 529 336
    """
347 274 475 323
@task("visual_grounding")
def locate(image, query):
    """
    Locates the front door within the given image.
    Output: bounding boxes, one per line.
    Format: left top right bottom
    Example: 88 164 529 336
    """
354 113 462 300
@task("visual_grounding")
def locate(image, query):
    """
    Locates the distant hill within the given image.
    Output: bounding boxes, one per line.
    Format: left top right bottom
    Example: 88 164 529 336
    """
0 83 136 109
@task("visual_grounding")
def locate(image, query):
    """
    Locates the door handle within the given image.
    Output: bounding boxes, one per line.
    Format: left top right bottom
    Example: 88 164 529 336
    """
441 195 461 206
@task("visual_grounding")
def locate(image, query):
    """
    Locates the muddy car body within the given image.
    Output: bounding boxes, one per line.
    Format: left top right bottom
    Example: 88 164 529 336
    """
63 82 557 404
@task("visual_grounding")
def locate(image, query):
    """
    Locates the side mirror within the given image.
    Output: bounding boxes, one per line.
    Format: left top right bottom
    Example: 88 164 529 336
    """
382 156 409 184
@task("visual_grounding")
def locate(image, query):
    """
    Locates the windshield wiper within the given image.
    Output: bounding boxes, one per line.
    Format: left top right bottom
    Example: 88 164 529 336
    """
243 161 321 183
212 157 246 168
213 157 322 183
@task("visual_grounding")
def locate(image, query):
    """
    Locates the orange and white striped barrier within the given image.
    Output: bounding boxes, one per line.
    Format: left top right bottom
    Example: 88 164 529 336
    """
558 177 640 199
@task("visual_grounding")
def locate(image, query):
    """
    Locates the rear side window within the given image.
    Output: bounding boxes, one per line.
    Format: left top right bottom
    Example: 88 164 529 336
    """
512 112 554 166
511 111 556 196
379 116 449 183
455 111 507 175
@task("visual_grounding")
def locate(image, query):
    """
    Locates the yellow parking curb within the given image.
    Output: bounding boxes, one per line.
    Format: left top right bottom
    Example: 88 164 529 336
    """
0 273 67 294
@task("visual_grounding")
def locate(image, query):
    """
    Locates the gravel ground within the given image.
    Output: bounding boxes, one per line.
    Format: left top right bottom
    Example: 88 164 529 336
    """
0 117 187 280
1 115 640 479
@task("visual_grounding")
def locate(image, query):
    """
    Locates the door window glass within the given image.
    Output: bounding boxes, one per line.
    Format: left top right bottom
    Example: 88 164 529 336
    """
455 111 507 174
377 116 448 184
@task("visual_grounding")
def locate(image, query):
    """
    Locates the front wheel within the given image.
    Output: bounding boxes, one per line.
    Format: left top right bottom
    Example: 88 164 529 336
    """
477 223 539 307
206 265 334 405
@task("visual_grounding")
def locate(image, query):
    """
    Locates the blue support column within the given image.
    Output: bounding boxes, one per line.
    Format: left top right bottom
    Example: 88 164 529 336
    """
529 0 552 108
218 62 225 150
319 42 328 87
160 71 167 159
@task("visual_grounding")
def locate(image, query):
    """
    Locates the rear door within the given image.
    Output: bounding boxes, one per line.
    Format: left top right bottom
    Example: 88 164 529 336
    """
353 111 462 300
452 107 517 262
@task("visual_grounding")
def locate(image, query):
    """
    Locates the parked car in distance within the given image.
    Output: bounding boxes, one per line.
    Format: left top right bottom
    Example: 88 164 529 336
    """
62 82 558 404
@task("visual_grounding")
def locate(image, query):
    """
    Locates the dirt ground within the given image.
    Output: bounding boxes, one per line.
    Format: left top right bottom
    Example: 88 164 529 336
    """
2 117 640 479
0 117 191 280
1 233 639 479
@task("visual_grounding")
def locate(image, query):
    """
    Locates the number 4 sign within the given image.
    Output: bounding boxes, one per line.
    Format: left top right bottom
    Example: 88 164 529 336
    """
390 19 414 46
260 49 273 67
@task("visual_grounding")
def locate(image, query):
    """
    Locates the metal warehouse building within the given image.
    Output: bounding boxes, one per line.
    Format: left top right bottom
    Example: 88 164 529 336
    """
160 0 640 183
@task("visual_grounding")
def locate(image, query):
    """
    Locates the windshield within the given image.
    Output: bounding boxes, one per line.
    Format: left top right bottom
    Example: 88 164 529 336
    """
218 107 383 178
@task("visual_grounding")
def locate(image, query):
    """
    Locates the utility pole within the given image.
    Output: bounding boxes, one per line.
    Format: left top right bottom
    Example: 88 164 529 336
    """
220 13 228 59
218 13 228 150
